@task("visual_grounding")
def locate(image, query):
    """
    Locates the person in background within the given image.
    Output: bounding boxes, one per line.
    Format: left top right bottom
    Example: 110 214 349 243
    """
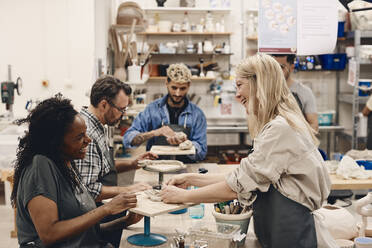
272 54 319 132
160 54 334 248
362 96 372 149
74 76 157 248
123 63 207 163
11 95 138 248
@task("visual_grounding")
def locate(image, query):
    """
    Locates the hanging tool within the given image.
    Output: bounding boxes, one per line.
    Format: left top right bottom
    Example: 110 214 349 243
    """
199 58 205 77
1 65 22 119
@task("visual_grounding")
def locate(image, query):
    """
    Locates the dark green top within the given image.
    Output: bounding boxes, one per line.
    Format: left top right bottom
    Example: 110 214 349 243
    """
16 154 104 248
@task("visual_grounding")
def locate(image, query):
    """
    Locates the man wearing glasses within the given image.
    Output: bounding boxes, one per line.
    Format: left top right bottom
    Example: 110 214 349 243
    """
124 63 207 163
74 75 157 248
272 54 319 131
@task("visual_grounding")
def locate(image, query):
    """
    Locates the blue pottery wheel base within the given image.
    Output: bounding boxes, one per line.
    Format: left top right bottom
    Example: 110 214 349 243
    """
127 233 167 246
127 216 167 246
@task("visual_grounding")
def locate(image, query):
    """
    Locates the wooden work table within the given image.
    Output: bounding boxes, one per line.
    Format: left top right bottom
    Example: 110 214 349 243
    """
120 162 372 247
120 163 261 247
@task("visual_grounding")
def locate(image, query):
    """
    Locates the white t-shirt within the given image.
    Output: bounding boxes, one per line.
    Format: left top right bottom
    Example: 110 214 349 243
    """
290 81 317 114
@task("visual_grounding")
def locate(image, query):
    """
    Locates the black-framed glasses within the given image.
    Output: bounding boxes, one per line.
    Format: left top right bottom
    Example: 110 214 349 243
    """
108 101 128 114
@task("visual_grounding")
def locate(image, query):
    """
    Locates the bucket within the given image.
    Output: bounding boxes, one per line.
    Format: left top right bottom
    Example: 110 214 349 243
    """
127 65 141 84
212 209 252 247
359 79 372 96
355 237 372 248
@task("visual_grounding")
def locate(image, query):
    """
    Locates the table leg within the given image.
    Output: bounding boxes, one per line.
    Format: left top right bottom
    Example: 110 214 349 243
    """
127 216 167 246
158 172 164 185
327 131 331 159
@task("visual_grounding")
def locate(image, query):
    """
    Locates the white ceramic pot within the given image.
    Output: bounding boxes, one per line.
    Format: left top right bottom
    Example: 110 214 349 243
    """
158 21 172 32
355 237 372 248
203 40 214 53
335 239 354 248
212 209 252 247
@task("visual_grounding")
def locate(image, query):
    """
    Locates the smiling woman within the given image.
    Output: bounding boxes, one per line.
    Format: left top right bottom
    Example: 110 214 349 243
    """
11 94 137 248
160 54 337 248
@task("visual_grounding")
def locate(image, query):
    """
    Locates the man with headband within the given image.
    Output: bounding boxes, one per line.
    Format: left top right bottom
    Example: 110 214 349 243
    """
124 63 207 162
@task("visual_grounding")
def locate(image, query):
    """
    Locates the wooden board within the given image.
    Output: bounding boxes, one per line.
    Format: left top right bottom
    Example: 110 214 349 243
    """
330 174 372 190
150 145 196 155
129 191 194 217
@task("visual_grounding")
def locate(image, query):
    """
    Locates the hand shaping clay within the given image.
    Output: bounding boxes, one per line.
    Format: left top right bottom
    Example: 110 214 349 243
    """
138 159 186 172
175 132 187 140
179 140 193 150
144 189 162 202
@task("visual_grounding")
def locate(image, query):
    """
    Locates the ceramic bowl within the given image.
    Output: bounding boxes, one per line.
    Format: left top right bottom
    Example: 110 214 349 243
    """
335 239 354 248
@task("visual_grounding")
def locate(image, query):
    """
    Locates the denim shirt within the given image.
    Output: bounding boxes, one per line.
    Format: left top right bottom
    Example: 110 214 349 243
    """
123 95 207 161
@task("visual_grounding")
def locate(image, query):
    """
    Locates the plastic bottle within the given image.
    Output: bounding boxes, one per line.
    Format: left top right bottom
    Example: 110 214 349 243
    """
188 168 208 219
182 11 190 32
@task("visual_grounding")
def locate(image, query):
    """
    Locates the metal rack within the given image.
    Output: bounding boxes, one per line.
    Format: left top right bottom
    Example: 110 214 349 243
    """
337 30 372 149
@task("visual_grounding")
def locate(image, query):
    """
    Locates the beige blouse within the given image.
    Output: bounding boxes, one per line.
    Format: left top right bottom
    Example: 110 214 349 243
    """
226 116 331 211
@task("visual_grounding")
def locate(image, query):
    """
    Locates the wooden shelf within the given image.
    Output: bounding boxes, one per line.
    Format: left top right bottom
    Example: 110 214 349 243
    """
112 24 145 32
246 37 258 41
143 7 231 13
138 32 232 36
149 76 215 81
141 52 233 56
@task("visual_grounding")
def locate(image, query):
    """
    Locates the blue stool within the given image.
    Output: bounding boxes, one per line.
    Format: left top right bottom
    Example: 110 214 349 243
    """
170 208 187 214
127 216 167 246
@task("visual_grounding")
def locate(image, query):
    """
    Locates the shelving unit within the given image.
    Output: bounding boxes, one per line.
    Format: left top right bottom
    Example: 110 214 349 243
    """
148 76 215 81
140 8 232 82
139 52 233 56
337 30 372 149
138 32 232 36
143 7 231 13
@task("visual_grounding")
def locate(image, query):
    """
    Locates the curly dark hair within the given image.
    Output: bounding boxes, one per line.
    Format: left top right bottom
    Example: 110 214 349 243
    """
11 94 81 207
90 75 132 107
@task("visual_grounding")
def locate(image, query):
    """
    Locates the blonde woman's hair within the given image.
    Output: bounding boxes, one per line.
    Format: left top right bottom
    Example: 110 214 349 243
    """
166 63 192 84
236 53 318 145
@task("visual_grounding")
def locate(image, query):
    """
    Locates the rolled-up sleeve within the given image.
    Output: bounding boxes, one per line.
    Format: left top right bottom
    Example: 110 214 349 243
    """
123 107 152 149
188 109 207 161
225 121 297 204
74 141 103 199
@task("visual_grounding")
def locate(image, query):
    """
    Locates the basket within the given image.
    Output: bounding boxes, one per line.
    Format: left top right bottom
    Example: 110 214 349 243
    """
318 111 335 126
319 54 347 70
356 160 372 170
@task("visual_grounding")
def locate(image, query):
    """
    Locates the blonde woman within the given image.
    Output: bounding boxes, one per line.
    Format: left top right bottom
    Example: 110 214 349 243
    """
160 54 334 248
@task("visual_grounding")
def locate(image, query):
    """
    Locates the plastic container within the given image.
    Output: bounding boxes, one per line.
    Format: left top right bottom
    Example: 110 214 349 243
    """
336 239 354 248
318 111 335 126
127 65 141 84
212 209 252 247
338 22 345 37
319 54 347 70
356 160 372 170
359 79 372 96
189 203 205 219
355 237 372 248
188 221 241 248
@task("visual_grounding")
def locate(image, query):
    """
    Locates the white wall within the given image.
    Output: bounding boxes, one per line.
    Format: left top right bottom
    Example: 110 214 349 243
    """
0 0 95 118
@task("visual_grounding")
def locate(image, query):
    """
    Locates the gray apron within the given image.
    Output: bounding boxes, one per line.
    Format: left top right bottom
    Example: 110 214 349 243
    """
253 185 317 248
98 146 118 187
97 141 123 248
153 117 192 163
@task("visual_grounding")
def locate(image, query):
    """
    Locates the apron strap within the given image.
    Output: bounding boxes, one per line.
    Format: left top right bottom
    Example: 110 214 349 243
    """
183 114 187 128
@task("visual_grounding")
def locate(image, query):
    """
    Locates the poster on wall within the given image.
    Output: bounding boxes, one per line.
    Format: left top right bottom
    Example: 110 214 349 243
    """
258 0 338 55
258 0 297 54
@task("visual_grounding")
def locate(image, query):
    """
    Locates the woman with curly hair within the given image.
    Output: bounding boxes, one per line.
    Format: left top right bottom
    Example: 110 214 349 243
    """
11 95 137 248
